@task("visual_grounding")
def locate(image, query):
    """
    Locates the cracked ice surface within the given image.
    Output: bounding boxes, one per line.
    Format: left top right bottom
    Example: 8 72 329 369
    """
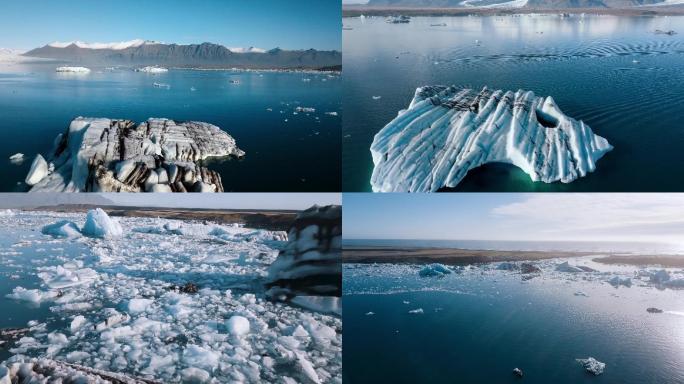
370 86 612 192
0 210 341 383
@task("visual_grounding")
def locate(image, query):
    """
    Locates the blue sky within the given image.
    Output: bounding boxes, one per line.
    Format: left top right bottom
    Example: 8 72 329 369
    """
343 193 684 243
0 0 341 50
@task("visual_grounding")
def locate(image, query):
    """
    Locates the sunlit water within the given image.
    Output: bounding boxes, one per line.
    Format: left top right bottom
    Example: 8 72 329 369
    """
342 15 684 191
0 63 341 191
344 260 684 384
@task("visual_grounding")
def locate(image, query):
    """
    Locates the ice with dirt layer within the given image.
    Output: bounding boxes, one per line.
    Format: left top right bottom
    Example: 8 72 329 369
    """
26 117 245 192
0 209 341 383
370 86 612 192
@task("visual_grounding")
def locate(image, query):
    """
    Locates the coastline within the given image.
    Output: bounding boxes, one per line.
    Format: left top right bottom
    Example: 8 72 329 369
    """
342 5 684 17
343 246 684 267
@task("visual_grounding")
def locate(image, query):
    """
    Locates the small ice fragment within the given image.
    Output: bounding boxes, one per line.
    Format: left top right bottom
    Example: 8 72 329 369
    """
513 367 523 377
372 96 382 100
576 357 605 375
365 312 375 316
225 315 250 336
127 298 154 314
408 308 424 314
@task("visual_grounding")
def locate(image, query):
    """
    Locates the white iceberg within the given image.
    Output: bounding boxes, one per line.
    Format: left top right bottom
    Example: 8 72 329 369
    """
225 315 250 337
408 308 424 314
419 263 452 277
55 66 91 73
81 208 123 238
9 153 24 164
650 269 671 284
556 261 584 273
136 66 168 73
608 276 632 287
370 86 612 192
576 357 605 375
41 220 82 238
25 154 48 186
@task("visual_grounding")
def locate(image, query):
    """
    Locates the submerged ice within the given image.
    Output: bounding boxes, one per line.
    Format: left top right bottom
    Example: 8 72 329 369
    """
370 86 612 192
0 209 341 383
25 117 245 192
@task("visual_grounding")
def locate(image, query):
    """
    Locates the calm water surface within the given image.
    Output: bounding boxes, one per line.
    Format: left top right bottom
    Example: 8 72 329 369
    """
0 63 340 191
342 15 684 191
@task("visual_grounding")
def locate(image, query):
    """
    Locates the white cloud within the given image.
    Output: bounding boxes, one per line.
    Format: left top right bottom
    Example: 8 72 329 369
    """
492 194 684 242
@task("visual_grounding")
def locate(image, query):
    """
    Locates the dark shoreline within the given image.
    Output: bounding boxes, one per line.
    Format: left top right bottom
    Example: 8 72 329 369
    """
344 246 684 267
342 5 684 17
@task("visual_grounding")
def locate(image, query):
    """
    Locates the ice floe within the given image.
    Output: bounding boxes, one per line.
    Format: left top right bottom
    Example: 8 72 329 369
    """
0 208 341 383
25 117 244 192
576 357 605 375
370 86 612 192
55 66 91 73
418 263 452 277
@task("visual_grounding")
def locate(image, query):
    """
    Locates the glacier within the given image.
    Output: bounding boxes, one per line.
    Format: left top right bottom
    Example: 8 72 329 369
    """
370 86 613 192
0 208 341 383
25 117 245 192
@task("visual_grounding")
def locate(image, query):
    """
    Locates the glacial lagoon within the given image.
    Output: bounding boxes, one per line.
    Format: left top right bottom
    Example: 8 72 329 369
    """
342 14 684 192
0 63 341 192
343 254 684 383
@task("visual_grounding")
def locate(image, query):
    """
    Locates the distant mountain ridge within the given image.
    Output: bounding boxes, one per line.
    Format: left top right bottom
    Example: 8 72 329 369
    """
365 0 680 7
23 41 342 70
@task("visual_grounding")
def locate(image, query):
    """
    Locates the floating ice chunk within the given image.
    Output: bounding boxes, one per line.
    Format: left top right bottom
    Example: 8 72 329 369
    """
183 345 220 372
0 209 14 217
576 357 605 375
41 220 82 238
94 310 130 331
225 315 250 337
181 367 211 383
295 107 316 113
325 112 338 116
497 262 518 271
6 287 57 303
664 279 684 288
25 154 48 186
408 308 424 314
372 95 382 100
574 291 589 297
370 86 612 192
81 208 123 238
290 296 342 316
650 269 671 284
295 351 321 384
127 298 154 314
55 66 91 73
556 261 584 273
38 265 98 289
608 276 632 287
365 311 375 316
136 66 168 73
9 153 24 164
419 263 452 277
70 315 87 333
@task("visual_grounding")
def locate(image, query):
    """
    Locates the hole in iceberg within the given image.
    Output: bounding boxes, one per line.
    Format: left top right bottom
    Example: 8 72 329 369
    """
535 108 559 128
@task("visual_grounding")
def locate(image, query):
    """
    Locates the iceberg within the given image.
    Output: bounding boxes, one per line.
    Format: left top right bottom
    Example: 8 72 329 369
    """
419 263 452 277
608 276 632 287
55 66 90 73
265 205 342 306
370 86 612 192
136 66 168 73
81 208 123 238
9 153 24 164
25 117 244 192
556 261 584 273
41 220 82 238
576 357 605 375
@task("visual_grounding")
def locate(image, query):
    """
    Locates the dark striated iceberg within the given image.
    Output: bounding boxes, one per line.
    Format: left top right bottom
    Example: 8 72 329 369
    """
25 117 244 192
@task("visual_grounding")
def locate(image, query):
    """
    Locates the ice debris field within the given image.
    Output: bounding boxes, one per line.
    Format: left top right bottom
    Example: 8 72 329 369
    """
370 86 612 192
0 209 341 383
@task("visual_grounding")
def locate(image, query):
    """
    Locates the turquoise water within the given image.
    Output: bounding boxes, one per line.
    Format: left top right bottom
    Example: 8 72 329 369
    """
0 63 340 191
344 262 684 383
342 15 684 191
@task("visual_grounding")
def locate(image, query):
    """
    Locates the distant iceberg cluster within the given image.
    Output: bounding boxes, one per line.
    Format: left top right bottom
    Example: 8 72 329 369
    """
24 117 245 192
370 86 613 192
55 66 90 73
135 65 168 73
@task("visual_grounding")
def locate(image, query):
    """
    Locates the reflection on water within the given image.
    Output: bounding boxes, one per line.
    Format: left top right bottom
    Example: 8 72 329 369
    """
343 15 684 191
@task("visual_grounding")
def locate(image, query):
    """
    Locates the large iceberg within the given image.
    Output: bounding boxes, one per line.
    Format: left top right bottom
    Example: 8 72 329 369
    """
81 208 123 238
370 86 612 192
265 205 342 314
25 117 244 192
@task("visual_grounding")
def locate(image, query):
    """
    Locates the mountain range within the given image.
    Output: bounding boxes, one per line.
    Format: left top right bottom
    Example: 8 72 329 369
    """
23 41 342 70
